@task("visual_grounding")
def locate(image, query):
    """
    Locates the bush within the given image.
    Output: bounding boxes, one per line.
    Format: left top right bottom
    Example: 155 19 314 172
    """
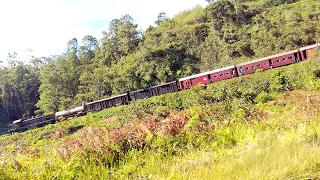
256 91 273 104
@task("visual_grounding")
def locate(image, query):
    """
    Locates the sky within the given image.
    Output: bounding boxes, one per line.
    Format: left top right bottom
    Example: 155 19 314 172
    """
0 0 208 66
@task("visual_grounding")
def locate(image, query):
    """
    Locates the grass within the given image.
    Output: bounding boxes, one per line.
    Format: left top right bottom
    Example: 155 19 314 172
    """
2 89 320 179
108 90 320 179
1 51 320 179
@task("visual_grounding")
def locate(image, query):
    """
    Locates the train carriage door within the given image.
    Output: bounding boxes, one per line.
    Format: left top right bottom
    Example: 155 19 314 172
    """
239 66 243 75
208 74 212 83
269 59 273 69
191 78 195 86
185 81 190 89
294 52 300 62
302 50 307 60
179 81 184 90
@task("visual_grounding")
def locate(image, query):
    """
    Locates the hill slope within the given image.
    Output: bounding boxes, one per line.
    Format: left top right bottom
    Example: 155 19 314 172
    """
1 50 320 179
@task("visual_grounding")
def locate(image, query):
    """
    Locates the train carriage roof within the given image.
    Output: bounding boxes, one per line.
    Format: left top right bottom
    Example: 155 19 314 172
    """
10 114 55 125
149 81 177 89
237 50 299 67
179 66 235 82
86 93 128 105
130 88 149 94
300 43 319 51
9 119 23 126
130 82 177 93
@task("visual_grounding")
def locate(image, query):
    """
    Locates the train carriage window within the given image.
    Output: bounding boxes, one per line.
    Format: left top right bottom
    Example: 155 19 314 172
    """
213 74 218 78
264 62 267 65
251 66 255 69
282 58 286 61
220 73 224 77
226 72 230 75
245 67 249 70
288 56 293 60
257 64 261 68
275 60 280 63
203 75 208 81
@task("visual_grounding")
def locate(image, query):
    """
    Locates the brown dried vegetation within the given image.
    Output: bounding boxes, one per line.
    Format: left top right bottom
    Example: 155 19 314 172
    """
56 111 192 159
49 127 70 140
100 117 119 124
273 90 320 119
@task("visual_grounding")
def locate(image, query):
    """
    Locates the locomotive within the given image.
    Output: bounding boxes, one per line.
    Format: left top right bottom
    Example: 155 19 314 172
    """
8 43 319 133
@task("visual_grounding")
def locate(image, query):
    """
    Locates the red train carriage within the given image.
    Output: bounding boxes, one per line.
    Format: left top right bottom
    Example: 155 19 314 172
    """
209 66 237 83
300 43 319 60
237 50 299 75
237 57 270 76
179 66 236 90
269 50 300 68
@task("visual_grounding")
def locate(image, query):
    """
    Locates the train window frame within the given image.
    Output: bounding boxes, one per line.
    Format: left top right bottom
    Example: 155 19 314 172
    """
282 58 286 61
264 62 267 66
213 74 218 78
257 64 261 68
251 66 255 69
288 56 293 60
275 60 280 63
226 72 230 75
220 73 224 77
245 67 249 70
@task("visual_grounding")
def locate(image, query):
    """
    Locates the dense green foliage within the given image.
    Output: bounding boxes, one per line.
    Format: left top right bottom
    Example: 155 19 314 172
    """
1 0 320 124
1 50 320 179
0 60 40 126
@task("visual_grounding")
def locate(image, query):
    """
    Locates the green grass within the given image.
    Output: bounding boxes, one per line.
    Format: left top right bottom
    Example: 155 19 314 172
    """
3 89 320 179
1 51 320 179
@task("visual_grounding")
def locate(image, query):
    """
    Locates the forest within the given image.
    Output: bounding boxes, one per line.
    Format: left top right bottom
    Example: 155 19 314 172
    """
0 0 320 125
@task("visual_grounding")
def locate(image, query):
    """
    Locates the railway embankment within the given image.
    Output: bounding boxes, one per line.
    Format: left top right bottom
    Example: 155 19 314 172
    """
1 51 320 179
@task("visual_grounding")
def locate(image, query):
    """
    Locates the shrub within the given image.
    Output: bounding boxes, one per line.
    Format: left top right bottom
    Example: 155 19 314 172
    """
256 91 273 104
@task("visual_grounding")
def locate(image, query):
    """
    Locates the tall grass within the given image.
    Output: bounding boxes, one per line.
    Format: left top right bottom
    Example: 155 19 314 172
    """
1 50 320 179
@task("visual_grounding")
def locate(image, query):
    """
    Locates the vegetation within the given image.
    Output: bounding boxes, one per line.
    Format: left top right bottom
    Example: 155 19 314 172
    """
0 48 320 179
1 0 320 178
1 0 320 124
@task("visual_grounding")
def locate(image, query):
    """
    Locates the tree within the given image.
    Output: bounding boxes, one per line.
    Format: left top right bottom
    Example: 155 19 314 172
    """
155 11 168 25
265 0 299 7
100 15 141 66
0 61 40 122
67 38 79 53
36 58 61 114
37 38 82 113
206 0 236 30
79 35 99 67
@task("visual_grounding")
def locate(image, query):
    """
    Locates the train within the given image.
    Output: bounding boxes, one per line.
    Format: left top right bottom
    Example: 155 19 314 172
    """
7 43 319 133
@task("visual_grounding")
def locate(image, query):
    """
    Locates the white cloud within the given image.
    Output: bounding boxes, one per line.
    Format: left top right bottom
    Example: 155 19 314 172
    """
0 0 208 65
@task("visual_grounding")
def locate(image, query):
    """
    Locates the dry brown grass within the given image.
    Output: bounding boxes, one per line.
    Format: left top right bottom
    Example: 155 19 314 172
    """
99 117 119 124
272 89 320 120
56 111 190 159
49 127 70 140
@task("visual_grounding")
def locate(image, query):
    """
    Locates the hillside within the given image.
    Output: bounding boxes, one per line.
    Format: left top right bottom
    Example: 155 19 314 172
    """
1 49 320 179
1 0 320 124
